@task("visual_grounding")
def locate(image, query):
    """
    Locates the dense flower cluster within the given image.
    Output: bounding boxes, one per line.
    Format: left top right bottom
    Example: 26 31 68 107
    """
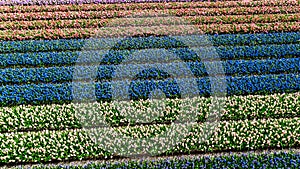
1 14 299 30
0 19 108 30
0 0 297 13
0 129 110 163
0 117 299 163
168 117 300 154
199 22 300 34
0 43 299 68
0 0 228 6
0 73 298 106
0 0 299 166
1 32 299 53
29 151 300 169
0 57 299 85
188 13 300 24
1 5 299 22
210 32 300 46
0 22 299 40
0 92 298 132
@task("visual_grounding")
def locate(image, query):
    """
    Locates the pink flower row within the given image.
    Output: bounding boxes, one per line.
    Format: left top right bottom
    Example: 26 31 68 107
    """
0 5 298 21
0 0 238 6
0 0 296 13
0 22 299 41
0 13 299 30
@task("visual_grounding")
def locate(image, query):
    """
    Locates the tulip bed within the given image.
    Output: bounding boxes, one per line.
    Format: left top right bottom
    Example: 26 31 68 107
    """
0 117 299 164
1 22 300 41
2 6 300 22
0 0 300 168
0 0 297 12
1 14 300 30
0 0 237 6
0 92 298 132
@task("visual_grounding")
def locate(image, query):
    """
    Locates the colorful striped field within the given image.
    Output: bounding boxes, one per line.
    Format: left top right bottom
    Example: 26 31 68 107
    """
0 0 299 168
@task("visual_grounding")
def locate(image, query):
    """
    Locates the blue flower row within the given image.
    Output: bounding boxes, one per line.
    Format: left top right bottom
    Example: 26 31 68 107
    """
0 73 298 106
0 32 299 53
0 44 299 68
0 57 299 84
42 151 300 169
211 31 300 46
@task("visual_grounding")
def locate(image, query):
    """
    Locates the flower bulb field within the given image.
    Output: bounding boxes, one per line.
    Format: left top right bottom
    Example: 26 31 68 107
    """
0 0 299 168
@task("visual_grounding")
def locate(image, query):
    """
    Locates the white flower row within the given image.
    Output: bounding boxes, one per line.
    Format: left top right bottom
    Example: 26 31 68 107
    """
0 117 298 163
0 91 298 132
87 117 300 156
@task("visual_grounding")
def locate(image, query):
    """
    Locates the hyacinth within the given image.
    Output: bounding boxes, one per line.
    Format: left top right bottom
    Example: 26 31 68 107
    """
0 32 299 53
0 0 299 166
16 150 300 168
0 53 298 85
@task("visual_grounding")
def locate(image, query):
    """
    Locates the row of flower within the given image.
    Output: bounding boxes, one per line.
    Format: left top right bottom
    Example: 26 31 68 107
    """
0 91 298 132
0 73 298 106
166 117 300 154
0 0 295 11
1 6 298 22
0 0 239 6
1 32 299 53
26 151 300 169
172 6 299 16
1 22 299 40
0 44 299 68
0 57 299 85
1 13 299 30
188 13 299 24
0 117 299 163
90 117 300 156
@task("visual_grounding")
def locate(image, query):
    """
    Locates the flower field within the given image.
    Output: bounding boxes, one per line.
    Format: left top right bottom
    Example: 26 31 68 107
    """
0 0 299 168
23 151 300 168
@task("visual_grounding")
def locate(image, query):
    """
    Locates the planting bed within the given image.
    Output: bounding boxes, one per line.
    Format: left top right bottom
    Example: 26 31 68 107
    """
0 0 299 168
